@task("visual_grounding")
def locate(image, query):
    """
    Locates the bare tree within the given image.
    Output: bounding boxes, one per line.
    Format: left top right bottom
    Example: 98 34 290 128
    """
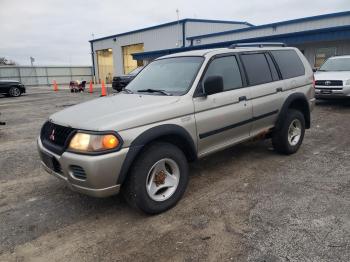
0 57 18 66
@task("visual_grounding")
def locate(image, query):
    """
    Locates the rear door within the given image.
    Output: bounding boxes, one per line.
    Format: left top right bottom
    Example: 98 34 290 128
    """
193 55 253 157
239 52 284 136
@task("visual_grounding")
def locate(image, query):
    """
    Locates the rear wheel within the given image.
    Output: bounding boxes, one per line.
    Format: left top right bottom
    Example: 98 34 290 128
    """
122 142 189 214
9 87 21 97
272 109 305 155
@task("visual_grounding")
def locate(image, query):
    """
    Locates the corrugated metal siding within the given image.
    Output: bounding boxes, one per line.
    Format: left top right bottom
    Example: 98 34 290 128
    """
195 15 350 45
93 24 183 76
0 66 92 86
185 21 249 41
295 39 350 67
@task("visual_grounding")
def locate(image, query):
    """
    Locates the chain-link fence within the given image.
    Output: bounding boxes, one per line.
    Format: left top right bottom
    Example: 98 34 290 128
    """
0 66 92 86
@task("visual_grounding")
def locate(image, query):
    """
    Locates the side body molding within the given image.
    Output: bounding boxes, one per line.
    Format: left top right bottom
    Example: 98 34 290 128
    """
117 124 197 184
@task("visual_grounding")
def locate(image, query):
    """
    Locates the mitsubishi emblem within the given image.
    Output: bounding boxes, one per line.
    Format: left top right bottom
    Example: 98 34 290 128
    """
49 129 55 141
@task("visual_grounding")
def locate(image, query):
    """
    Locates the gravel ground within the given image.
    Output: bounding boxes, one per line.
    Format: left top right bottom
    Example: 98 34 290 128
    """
0 88 349 262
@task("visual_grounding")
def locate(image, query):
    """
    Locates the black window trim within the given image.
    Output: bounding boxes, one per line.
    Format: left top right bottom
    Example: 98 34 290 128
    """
238 51 282 87
193 53 248 97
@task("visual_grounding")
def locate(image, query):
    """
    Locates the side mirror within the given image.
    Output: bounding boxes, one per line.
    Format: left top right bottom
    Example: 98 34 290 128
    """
203 75 224 96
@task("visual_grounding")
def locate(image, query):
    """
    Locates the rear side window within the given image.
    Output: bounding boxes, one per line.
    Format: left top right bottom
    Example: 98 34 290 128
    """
271 50 305 79
204 56 243 91
241 53 272 85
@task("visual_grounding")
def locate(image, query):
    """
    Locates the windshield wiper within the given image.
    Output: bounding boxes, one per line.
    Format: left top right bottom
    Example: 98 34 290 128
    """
137 89 172 96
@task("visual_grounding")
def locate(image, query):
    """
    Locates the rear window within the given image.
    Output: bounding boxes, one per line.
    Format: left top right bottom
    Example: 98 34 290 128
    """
271 50 305 79
241 53 272 86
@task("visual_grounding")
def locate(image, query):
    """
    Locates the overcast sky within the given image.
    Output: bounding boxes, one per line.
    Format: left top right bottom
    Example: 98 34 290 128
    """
0 0 349 66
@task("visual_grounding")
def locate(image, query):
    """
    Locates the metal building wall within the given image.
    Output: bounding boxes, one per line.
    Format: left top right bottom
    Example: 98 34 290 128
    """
191 13 350 45
92 23 183 77
91 21 252 77
185 21 250 46
0 66 92 86
295 39 350 67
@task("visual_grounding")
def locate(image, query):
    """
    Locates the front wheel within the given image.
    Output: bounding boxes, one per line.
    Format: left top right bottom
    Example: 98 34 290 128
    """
9 87 21 97
272 109 305 155
122 142 189 214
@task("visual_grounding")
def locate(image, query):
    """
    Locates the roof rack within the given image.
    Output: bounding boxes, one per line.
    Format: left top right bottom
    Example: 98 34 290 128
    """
229 42 287 49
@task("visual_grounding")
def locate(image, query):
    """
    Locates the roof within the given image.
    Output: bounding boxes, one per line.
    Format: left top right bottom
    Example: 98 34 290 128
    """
89 18 252 43
187 10 350 40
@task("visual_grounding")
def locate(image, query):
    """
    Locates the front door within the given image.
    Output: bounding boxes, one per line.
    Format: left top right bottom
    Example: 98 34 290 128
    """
194 55 252 157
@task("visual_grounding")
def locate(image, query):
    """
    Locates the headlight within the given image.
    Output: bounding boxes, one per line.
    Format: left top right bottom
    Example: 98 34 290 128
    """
68 132 121 153
345 79 350 85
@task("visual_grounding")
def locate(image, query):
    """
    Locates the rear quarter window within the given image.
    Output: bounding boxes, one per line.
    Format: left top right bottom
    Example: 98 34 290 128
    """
271 50 305 79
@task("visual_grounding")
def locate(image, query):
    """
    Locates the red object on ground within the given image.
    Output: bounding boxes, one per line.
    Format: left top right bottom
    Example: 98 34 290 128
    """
89 80 93 93
53 80 58 91
101 80 107 96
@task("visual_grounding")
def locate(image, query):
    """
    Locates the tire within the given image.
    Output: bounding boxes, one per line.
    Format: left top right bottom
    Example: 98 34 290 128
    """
70 89 74 93
122 142 189 214
9 87 21 97
272 109 305 155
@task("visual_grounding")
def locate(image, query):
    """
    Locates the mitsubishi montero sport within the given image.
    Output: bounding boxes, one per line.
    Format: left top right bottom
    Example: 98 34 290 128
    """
38 43 315 214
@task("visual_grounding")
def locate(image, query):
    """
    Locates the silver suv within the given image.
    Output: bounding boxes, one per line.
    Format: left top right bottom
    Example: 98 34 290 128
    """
38 43 315 214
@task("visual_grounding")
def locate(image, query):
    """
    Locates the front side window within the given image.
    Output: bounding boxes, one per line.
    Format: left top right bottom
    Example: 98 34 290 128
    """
241 53 272 86
203 56 243 91
126 57 204 96
319 57 350 71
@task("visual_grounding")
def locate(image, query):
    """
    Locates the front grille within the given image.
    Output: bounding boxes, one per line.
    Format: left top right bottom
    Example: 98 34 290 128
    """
70 165 87 180
40 121 75 155
315 80 343 86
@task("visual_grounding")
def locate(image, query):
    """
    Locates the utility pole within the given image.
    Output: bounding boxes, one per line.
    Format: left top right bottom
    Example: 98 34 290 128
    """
30 56 35 67
176 9 180 47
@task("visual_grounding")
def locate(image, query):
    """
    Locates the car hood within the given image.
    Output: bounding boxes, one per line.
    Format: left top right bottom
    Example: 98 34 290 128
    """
50 93 190 131
315 71 350 81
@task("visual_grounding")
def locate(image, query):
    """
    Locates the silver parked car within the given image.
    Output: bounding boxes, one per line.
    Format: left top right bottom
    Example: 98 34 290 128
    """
38 43 315 214
315 55 350 98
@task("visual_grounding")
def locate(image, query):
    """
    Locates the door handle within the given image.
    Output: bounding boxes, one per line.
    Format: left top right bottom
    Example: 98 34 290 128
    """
238 96 247 102
276 87 283 92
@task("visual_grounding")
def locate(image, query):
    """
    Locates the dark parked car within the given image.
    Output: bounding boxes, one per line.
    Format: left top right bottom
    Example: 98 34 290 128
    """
0 80 26 97
112 66 144 91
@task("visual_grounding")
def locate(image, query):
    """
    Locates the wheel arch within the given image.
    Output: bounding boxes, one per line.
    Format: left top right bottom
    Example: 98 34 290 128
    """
277 93 311 130
117 124 197 185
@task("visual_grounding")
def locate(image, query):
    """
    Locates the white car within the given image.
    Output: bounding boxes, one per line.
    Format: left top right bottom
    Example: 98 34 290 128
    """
315 55 350 98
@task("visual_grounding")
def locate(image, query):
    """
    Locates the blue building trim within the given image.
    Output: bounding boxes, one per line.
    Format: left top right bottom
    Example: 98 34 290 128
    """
89 18 250 43
132 25 350 60
186 10 350 40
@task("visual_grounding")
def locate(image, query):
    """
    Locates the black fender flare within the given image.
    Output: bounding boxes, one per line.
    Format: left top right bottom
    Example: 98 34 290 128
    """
117 124 197 185
276 92 311 130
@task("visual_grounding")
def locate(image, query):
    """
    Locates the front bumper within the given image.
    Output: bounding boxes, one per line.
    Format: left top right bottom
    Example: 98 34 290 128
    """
37 137 129 197
315 85 350 98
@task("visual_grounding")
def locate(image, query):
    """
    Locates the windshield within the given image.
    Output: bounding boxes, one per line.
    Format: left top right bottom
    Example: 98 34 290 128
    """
128 66 144 75
126 57 204 95
319 57 350 71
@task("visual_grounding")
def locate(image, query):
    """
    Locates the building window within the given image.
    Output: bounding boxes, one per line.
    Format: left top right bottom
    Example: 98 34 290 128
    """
314 47 336 68
122 43 144 74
